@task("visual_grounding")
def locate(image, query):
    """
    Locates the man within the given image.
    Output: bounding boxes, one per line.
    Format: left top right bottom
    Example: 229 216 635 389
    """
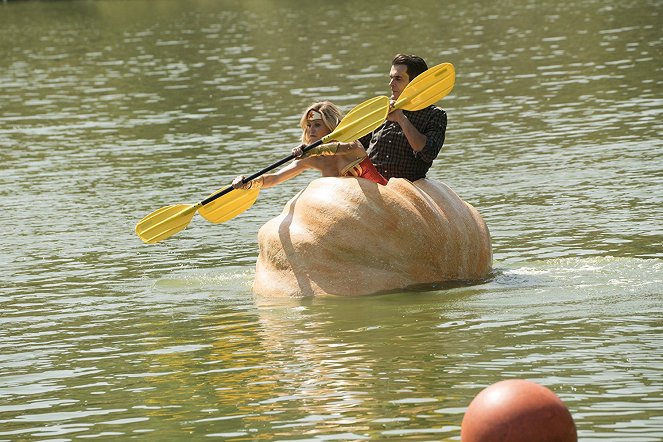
359 54 447 181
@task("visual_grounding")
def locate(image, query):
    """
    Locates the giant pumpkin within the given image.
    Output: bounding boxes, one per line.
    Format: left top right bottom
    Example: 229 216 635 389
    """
253 177 492 297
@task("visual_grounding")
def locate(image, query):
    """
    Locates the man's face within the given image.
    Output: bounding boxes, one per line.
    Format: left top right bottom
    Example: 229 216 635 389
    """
389 64 410 100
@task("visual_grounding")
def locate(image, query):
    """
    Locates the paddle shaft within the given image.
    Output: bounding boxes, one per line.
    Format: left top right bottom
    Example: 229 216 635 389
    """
199 139 324 206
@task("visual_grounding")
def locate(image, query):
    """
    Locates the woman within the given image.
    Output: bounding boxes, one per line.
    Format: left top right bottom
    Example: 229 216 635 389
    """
232 101 388 190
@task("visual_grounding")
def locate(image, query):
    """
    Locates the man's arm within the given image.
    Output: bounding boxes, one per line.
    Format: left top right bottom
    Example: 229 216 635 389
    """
409 108 447 164
387 109 427 152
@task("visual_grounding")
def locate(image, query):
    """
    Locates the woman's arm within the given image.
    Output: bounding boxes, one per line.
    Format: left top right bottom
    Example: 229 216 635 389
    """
261 159 313 188
232 159 314 190
298 140 365 158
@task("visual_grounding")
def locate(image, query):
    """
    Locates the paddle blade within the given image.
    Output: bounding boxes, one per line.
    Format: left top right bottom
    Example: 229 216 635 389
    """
135 204 199 244
323 95 390 143
394 62 455 111
198 186 260 224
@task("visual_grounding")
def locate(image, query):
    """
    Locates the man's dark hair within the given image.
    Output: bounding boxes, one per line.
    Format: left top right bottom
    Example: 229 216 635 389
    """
392 54 428 80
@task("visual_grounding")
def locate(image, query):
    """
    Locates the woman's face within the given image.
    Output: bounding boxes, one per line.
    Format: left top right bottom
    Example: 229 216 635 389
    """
305 119 332 143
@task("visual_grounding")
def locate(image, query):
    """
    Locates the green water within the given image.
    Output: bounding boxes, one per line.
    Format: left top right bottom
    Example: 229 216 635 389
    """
1 0 662 440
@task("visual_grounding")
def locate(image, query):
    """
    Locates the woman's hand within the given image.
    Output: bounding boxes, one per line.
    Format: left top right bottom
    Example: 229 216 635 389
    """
232 175 264 190
292 144 305 158
232 175 249 189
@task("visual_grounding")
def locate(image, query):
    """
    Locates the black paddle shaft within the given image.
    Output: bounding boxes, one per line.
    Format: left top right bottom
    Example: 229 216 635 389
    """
200 139 324 206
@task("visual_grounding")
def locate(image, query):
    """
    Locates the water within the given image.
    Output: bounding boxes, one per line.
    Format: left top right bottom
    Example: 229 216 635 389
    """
1 0 662 440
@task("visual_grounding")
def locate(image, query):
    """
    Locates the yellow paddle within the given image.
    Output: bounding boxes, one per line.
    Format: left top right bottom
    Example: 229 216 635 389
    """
135 63 456 244
393 62 455 111
197 62 456 225
135 96 390 244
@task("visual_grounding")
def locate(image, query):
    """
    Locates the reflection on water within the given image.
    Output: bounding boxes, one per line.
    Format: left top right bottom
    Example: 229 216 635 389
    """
2 258 660 439
1 0 662 439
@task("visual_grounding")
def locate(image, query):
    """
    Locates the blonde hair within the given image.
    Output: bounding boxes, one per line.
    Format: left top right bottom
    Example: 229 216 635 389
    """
299 101 343 144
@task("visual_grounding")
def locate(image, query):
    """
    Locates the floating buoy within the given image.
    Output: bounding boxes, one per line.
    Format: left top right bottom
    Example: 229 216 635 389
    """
461 379 577 442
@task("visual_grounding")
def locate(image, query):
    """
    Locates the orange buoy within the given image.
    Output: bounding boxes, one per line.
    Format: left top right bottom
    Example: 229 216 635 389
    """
461 379 577 442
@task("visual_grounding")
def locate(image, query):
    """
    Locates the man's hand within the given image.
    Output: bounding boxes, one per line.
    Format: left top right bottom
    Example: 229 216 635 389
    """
387 100 427 151
387 100 406 124
387 109 407 124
